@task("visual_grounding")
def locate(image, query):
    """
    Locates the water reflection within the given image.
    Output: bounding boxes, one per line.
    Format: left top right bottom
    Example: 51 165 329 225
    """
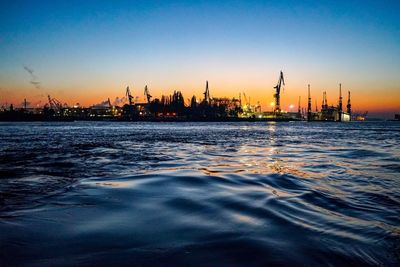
0 121 399 266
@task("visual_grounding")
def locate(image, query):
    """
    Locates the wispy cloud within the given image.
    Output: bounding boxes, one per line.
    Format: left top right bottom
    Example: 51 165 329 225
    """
23 65 41 89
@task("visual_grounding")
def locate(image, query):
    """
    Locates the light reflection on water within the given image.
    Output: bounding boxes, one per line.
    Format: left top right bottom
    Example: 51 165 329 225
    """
0 121 399 266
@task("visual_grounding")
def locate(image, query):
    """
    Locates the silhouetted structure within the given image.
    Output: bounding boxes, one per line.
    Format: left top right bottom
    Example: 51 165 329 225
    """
273 71 285 113
307 84 351 122
0 73 358 122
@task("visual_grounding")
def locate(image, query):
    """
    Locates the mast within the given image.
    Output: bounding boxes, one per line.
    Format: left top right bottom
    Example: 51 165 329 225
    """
125 86 134 119
338 83 343 121
307 84 312 121
347 91 352 120
298 96 301 114
144 85 152 104
204 80 210 103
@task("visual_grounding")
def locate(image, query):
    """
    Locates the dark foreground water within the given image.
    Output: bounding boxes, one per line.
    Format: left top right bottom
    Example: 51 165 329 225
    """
0 121 399 266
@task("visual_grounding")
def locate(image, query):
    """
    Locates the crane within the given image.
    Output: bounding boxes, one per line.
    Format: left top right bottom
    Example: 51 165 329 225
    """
298 96 301 114
144 85 152 103
273 71 285 113
347 91 351 115
203 80 210 103
125 86 134 119
126 86 133 106
322 91 328 110
307 84 312 121
47 95 63 112
242 92 249 106
338 83 343 122
338 83 343 111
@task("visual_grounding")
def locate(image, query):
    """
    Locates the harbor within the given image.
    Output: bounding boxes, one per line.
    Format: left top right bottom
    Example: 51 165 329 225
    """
0 72 368 122
1 1 399 266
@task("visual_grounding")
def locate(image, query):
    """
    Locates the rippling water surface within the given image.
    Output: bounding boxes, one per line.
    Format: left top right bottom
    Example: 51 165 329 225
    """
0 121 399 266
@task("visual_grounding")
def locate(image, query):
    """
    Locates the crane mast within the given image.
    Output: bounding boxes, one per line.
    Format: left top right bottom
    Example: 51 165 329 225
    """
338 83 343 122
242 92 249 106
47 95 63 112
307 84 312 121
298 96 301 114
347 91 351 115
273 71 285 113
338 83 343 112
126 86 133 106
125 86 134 119
203 81 210 103
144 85 152 104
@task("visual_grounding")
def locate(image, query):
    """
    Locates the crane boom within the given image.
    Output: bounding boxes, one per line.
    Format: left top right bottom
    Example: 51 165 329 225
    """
126 86 133 106
125 86 134 119
203 81 210 103
273 71 285 112
307 84 312 121
242 92 248 106
144 85 152 103
47 95 63 111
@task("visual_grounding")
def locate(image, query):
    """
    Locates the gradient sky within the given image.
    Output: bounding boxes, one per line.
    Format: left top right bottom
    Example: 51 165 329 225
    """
0 0 399 117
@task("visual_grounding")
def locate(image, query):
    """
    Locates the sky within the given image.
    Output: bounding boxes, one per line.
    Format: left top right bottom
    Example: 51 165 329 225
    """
0 0 399 117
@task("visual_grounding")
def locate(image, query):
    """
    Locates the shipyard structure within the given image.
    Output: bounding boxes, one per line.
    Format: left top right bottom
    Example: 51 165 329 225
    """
0 72 365 122
306 83 352 122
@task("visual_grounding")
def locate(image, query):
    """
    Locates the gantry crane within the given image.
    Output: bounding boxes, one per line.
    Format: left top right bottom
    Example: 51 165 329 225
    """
307 84 312 121
144 85 152 104
347 91 351 115
273 71 285 113
125 86 134 118
47 95 63 112
203 81 210 103
126 86 133 106
242 92 249 106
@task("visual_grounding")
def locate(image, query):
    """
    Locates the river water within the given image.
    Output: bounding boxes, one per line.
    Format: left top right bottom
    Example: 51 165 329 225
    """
0 121 399 266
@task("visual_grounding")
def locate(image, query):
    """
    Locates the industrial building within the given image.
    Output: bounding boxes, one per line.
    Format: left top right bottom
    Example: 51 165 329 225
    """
307 84 351 122
0 72 361 122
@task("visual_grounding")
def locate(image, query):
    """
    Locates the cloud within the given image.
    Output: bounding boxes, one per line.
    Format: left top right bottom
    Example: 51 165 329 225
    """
23 66 35 76
30 81 41 89
23 65 41 89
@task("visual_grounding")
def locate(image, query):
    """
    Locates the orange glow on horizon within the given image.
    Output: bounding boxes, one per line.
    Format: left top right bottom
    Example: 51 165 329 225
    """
1 81 399 114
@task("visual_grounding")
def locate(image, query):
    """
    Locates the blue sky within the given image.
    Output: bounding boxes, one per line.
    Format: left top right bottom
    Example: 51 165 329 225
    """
0 0 399 116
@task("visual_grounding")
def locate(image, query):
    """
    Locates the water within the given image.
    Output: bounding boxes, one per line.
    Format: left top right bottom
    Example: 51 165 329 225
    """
0 121 399 266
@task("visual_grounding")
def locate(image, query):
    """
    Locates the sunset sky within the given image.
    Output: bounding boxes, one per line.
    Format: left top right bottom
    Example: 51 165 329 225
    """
0 0 399 117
